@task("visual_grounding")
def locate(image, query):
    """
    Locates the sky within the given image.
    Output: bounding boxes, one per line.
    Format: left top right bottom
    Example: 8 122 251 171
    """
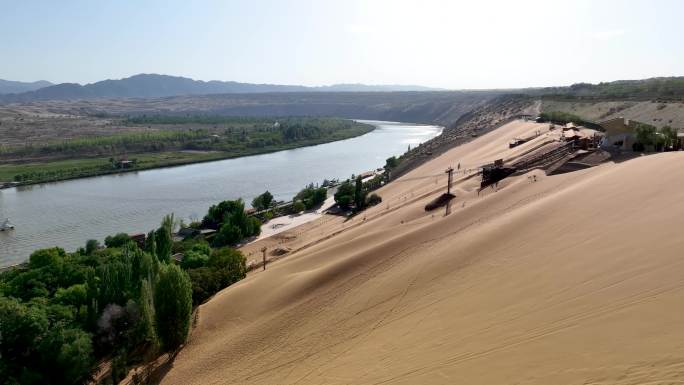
1 0 682 89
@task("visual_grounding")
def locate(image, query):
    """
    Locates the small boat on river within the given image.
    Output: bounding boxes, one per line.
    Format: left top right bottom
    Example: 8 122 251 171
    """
1 219 15 231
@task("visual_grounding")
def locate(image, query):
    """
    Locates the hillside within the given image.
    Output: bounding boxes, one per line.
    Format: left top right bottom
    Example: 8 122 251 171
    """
541 99 684 128
0 74 441 102
535 76 684 101
0 91 500 148
149 119 684 385
0 79 52 94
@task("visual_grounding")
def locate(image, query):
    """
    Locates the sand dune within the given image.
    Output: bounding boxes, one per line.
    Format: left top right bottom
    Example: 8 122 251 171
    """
160 120 684 385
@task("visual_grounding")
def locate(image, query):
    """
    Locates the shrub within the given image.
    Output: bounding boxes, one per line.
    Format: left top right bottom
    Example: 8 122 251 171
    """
29 247 66 269
292 200 306 213
334 180 355 209
104 233 132 248
186 267 221 305
367 193 382 206
204 199 261 246
294 184 327 209
385 156 399 170
85 239 100 255
187 248 246 305
214 223 243 247
251 191 274 211
208 248 247 286
180 250 209 270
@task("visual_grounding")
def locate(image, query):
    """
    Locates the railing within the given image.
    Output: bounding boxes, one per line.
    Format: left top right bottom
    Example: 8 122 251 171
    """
511 142 574 172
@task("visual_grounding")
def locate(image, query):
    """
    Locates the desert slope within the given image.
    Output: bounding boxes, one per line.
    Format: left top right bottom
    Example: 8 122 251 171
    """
159 120 684 385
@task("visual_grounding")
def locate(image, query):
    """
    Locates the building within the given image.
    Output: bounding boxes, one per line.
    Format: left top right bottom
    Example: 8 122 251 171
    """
177 227 199 238
129 233 146 249
564 122 577 131
598 117 643 151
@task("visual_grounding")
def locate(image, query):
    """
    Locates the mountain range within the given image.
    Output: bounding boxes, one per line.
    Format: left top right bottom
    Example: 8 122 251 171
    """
0 79 53 94
0 74 441 102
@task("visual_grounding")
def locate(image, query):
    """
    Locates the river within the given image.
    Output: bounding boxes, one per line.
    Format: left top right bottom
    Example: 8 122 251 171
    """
0 120 441 266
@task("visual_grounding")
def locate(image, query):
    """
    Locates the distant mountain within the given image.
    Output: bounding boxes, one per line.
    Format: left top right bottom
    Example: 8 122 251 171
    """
0 79 52 94
0 74 441 102
316 83 441 92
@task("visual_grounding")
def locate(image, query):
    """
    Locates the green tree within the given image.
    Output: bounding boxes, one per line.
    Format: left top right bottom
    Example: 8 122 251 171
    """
385 156 399 170
85 239 100 255
180 250 209 270
137 278 158 348
0 296 49 383
54 284 87 309
29 247 66 269
249 217 262 236
294 185 327 209
155 228 172 262
251 190 274 211
104 233 131 248
186 267 221 305
214 223 243 247
154 264 193 351
161 213 176 234
145 229 157 256
97 260 133 307
367 193 382 206
660 125 678 149
354 176 366 210
208 248 247 287
38 326 94 385
635 122 658 148
334 180 355 209
292 200 306 213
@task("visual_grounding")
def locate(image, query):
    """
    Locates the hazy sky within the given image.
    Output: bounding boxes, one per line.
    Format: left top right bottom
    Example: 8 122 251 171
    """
1 0 682 88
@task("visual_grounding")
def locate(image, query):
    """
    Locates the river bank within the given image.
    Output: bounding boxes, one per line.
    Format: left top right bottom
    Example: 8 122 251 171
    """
0 122 374 188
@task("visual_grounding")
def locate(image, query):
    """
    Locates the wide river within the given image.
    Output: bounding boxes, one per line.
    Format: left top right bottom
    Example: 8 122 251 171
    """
0 121 441 266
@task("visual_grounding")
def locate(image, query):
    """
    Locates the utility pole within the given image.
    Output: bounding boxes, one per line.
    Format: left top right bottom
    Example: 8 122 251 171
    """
261 247 267 271
445 167 454 194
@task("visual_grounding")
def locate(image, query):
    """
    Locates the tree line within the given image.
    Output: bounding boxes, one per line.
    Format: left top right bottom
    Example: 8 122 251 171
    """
0 211 248 384
0 117 372 160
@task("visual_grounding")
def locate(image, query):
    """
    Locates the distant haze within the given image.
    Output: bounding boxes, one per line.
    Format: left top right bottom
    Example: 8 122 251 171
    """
1 0 682 89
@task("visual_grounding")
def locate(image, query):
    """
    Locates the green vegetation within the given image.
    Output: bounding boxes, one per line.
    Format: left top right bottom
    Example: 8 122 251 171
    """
0 209 249 384
367 193 382 206
385 156 399 170
333 175 382 213
537 111 602 129
154 264 192 350
186 248 246 305
292 200 306 213
634 123 679 151
294 184 327 210
104 232 131 248
202 199 262 247
0 117 374 185
334 180 355 209
0 151 225 184
539 77 684 101
251 191 274 211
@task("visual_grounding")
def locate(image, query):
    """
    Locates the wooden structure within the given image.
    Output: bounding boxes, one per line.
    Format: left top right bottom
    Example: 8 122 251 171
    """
129 233 146 249
481 163 515 188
